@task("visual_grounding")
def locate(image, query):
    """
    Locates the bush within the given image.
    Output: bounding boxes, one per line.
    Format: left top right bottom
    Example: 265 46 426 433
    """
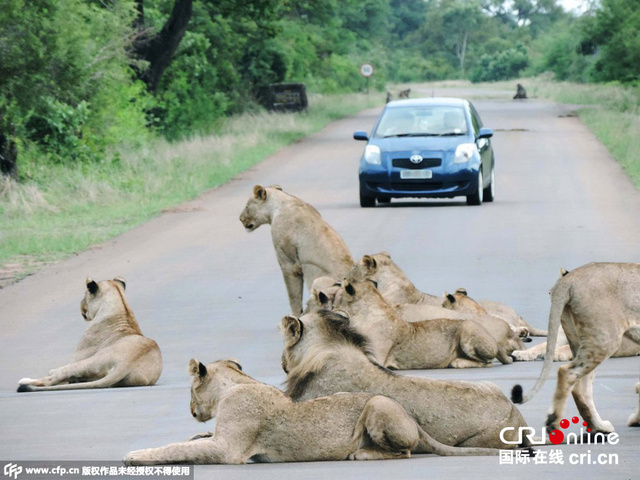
470 45 529 83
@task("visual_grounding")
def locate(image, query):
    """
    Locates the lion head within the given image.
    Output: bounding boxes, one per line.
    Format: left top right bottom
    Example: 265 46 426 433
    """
80 277 131 323
188 358 245 423
279 310 375 397
239 185 283 232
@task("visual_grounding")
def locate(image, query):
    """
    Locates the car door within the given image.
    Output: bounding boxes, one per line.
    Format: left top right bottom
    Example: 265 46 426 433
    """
469 104 492 184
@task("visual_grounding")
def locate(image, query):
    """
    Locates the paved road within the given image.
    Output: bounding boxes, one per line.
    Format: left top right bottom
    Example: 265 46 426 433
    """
1 85 639 480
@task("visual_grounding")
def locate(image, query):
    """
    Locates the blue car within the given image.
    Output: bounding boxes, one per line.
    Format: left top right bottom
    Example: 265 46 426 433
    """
354 97 495 207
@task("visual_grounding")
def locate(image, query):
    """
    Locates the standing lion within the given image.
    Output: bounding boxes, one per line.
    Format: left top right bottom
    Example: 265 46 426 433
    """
17 277 162 392
239 185 354 315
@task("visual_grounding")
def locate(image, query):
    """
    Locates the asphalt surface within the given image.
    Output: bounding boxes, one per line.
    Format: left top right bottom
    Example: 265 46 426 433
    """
1 84 639 480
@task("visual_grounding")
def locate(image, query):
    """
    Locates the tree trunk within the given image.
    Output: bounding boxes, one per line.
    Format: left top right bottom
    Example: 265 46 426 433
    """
0 129 18 180
459 31 468 77
132 0 193 93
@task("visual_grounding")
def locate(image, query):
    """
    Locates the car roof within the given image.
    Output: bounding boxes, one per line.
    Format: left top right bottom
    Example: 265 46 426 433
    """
385 97 469 109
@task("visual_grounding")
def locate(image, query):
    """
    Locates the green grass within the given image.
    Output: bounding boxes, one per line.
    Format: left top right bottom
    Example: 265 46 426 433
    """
0 92 384 280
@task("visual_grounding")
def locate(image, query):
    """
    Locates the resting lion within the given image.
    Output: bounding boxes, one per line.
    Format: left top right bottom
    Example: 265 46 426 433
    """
316 277 504 368
442 290 527 362
125 359 495 465
512 263 640 433
351 253 546 336
18 277 162 392
280 310 529 450
239 185 354 315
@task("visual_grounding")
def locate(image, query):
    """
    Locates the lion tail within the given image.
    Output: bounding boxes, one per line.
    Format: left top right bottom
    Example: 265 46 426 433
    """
417 427 498 456
17 368 131 393
512 276 571 404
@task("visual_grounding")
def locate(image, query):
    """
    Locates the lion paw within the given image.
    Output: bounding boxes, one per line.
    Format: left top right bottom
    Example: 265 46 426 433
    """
627 411 640 427
553 352 573 362
124 450 149 466
510 350 536 362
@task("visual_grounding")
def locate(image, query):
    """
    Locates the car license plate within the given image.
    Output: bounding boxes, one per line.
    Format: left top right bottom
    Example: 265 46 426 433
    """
400 169 432 180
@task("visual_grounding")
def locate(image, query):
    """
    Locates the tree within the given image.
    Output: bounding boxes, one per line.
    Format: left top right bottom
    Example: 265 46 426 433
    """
442 0 485 77
585 0 640 82
132 0 194 92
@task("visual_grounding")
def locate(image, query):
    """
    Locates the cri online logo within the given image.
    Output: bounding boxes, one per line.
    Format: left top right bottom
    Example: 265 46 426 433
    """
499 415 619 446
4 463 22 480
549 416 590 444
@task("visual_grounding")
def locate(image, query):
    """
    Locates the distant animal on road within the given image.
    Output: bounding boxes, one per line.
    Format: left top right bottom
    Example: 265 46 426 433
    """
398 88 411 99
513 84 527 99
18 277 162 392
239 185 354 315
512 263 640 433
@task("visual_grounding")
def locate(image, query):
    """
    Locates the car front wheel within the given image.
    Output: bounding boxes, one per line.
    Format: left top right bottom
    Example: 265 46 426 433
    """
360 189 376 208
467 170 483 206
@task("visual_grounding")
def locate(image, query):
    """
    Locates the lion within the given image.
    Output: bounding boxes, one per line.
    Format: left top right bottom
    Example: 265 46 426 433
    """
239 185 354 315
350 253 547 336
18 277 162 392
124 359 496 465
280 310 529 450
512 263 640 433
316 277 504 368
511 269 640 362
442 290 528 362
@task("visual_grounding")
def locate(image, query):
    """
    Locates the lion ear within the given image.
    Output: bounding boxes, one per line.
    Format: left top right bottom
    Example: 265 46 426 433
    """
225 359 243 371
455 287 467 296
317 290 330 305
86 277 99 295
280 316 303 344
253 185 267 201
344 281 356 296
188 358 201 377
445 292 456 304
362 255 378 273
113 277 126 290
560 268 570 277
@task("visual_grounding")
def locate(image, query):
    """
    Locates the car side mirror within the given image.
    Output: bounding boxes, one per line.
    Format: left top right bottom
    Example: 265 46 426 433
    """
353 131 369 141
477 128 493 139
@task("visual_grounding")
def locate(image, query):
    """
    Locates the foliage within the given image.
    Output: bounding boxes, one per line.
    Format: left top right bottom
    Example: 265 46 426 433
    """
2 0 639 176
470 44 530 82
0 0 150 167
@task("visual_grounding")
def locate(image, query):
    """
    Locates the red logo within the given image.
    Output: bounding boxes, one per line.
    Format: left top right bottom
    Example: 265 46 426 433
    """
549 416 590 445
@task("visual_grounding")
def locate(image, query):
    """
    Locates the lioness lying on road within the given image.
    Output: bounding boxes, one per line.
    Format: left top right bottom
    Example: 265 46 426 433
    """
18 277 162 392
124 359 494 465
314 277 504 368
281 310 528 450
351 253 546 336
513 263 640 433
239 185 354 315
442 290 527 362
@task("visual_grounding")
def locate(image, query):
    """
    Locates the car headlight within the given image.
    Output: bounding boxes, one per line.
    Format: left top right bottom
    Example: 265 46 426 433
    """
364 145 381 165
454 143 478 164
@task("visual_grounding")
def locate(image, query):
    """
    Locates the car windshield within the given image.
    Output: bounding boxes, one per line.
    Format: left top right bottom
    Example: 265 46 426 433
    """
374 105 469 138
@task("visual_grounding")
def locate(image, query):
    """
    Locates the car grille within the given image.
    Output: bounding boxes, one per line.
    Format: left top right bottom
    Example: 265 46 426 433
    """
391 182 443 191
392 158 441 169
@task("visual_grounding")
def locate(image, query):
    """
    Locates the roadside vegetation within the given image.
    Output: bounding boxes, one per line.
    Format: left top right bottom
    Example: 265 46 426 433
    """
1 0 638 284
0 92 383 280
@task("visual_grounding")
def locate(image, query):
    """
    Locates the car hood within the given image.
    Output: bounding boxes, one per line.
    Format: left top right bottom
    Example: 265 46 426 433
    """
371 136 470 153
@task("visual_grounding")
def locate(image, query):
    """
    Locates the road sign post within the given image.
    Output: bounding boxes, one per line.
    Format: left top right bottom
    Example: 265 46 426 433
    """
360 63 374 95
